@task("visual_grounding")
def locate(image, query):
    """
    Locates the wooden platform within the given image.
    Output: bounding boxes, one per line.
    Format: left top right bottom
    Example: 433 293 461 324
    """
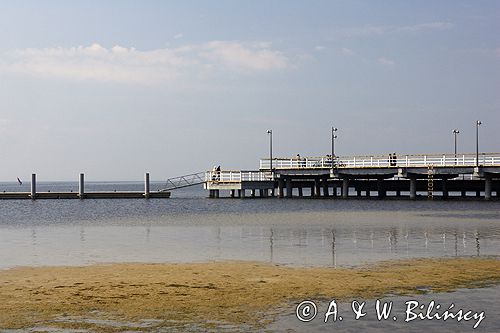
0 191 171 200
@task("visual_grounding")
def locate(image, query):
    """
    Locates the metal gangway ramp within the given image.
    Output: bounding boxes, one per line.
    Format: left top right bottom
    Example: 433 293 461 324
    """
161 172 206 191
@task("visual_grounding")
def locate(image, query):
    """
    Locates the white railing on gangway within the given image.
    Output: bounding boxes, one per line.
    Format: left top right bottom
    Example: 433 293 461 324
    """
259 153 500 170
205 170 274 183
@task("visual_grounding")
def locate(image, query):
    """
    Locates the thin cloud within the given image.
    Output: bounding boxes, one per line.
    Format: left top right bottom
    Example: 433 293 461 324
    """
340 47 354 56
377 57 395 65
342 21 454 37
0 41 289 84
397 22 454 32
201 41 288 71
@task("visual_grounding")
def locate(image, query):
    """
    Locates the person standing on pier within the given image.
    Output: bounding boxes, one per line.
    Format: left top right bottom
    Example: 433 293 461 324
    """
296 154 302 168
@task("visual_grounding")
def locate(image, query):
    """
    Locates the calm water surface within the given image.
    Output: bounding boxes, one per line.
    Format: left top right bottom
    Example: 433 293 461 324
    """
0 181 499 268
1 181 499 332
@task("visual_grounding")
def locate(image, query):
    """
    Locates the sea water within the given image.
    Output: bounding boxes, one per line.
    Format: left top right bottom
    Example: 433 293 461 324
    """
0 181 499 332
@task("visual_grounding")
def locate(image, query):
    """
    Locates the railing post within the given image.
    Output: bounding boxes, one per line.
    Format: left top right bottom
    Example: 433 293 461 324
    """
405 155 408 167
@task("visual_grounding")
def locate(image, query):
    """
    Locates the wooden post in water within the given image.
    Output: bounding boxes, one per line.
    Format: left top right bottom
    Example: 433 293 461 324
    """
278 179 284 198
144 173 150 199
314 178 321 197
342 179 349 198
30 173 36 200
323 178 329 197
442 179 448 199
485 177 492 201
409 178 417 200
286 178 292 198
79 173 85 199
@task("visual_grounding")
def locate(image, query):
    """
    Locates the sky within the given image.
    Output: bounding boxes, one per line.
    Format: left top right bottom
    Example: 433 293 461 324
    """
0 0 499 181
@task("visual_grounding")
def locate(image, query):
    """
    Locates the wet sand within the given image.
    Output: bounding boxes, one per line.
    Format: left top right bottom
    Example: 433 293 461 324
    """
0 257 499 332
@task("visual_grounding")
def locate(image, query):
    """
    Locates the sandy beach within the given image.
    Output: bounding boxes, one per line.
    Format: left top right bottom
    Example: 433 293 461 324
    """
0 257 499 332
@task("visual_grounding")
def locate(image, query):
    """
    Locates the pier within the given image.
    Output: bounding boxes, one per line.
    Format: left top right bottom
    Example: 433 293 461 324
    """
204 153 500 200
0 173 170 200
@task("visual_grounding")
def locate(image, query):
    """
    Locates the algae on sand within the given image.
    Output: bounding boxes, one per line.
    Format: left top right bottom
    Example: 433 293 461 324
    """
0 257 499 332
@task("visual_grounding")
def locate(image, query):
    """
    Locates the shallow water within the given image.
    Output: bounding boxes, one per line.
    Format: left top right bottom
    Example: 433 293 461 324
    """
0 182 499 269
1 182 499 332
271 285 500 332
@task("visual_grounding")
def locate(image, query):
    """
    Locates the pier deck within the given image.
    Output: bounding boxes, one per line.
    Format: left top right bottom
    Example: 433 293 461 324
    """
0 191 171 200
205 153 500 200
1 173 170 200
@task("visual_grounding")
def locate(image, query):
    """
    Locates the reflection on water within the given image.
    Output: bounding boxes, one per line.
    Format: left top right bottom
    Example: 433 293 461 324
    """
0 218 499 269
0 183 499 268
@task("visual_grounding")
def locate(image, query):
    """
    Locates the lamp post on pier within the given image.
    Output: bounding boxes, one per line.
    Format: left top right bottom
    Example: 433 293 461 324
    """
452 129 459 164
267 129 273 171
331 127 338 167
476 120 481 167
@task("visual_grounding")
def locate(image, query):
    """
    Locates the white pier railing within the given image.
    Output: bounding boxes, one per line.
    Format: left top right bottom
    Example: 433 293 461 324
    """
205 170 274 183
260 153 500 170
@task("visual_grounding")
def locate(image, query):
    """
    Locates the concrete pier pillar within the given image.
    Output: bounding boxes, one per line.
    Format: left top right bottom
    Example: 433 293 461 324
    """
342 179 349 198
323 179 329 197
396 190 401 197
286 178 292 198
310 185 315 197
259 189 264 197
461 190 466 197
263 189 269 197
366 190 370 197
441 179 448 199
240 189 245 198
278 179 285 198
357 189 362 197
314 178 321 197
30 173 37 200
410 178 417 200
485 177 492 201
476 191 481 197
209 190 214 198
377 179 386 198
251 189 256 197
230 189 235 198
144 173 150 199
332 186 337 197
214 190 220 198
298 186 303 197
